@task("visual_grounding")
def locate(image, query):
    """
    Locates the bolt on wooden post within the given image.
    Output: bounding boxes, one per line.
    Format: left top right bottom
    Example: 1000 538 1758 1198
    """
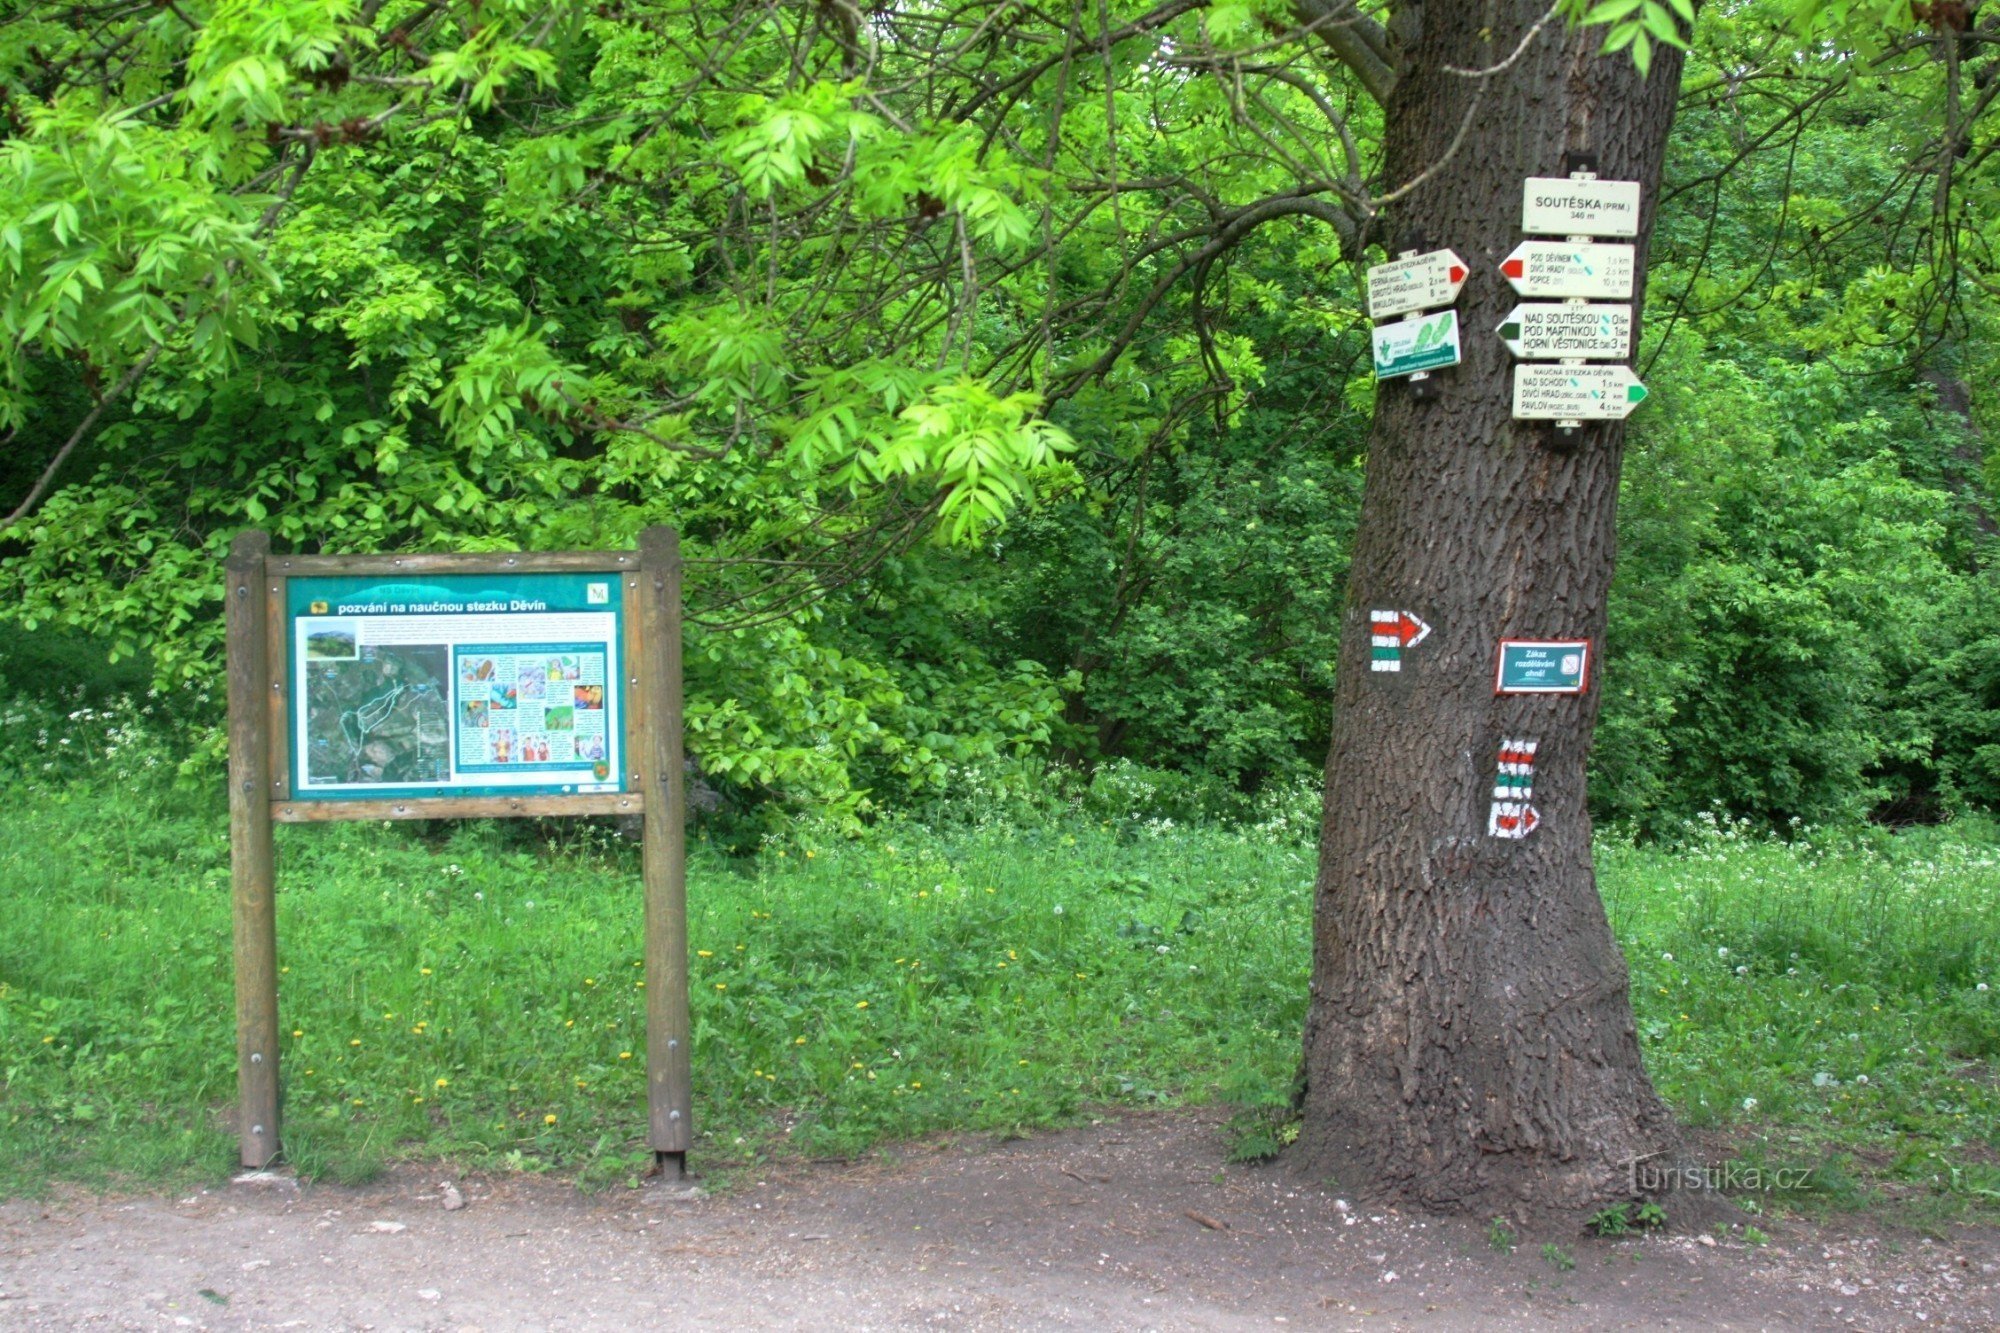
223 531 689 1171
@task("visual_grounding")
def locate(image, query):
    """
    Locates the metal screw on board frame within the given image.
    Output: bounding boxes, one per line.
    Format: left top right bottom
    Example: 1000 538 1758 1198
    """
251 1052 263 1064
669 1110 682 1121
252 1125 264 1136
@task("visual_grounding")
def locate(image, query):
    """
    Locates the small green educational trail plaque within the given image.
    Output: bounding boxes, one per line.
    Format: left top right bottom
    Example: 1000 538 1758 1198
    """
1371 309 1461 380
1495 639 1590 694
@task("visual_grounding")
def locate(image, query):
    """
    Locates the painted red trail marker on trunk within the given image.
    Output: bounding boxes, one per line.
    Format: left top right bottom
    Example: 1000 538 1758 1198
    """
1369 610 1432 672
1488 801 1541 839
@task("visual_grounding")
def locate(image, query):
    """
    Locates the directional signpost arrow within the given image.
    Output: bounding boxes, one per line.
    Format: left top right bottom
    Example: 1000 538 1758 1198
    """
1372 309 1461 380
1521 177 1641 236
1499 241 1635 299
1365 248 1469 321
1511 364 1649 421
1496 303 1633 360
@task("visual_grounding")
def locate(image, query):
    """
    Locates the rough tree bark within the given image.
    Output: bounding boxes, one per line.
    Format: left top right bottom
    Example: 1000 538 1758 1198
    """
1295 6 1691 1217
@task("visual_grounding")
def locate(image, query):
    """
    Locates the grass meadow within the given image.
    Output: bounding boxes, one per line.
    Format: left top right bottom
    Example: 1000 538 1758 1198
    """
1 697 1997 1224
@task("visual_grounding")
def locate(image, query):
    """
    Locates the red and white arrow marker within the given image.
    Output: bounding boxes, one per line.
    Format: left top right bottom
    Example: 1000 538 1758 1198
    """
1369 610 1433 673
1488 801 1541 840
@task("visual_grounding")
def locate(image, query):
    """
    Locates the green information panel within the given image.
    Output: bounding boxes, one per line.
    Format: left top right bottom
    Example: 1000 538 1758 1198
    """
1495 639 1590 695
286 572 626 800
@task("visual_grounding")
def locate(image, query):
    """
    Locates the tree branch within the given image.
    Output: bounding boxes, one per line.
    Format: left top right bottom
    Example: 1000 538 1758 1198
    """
1291 0 1397 104
3 348 158 531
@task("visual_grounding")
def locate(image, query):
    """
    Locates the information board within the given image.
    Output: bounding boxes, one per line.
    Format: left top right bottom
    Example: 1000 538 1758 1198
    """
1495 639 1591 694
286 572 626 800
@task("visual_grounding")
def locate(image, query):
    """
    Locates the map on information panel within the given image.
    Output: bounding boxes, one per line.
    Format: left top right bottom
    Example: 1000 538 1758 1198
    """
287 572 626 800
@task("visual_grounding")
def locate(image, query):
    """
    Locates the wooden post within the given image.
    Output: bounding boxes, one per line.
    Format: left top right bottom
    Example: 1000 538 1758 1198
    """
225 530 281 1167
639 526 691 1170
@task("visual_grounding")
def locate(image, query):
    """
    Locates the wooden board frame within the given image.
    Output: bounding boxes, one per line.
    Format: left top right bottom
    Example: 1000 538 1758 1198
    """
226 531 690 1174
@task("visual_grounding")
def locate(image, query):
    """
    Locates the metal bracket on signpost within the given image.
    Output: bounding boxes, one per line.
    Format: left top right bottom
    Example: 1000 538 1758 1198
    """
1554 159 1597 439
1395 229 1440 403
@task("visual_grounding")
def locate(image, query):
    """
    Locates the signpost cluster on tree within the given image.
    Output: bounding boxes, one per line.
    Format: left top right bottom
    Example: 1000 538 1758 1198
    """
1358 167 1644 845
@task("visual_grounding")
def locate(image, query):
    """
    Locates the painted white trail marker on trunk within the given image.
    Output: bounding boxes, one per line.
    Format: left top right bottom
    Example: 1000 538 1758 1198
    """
1365 249 1469 321
1521 177 1641 237
1369 609 1432 672
1487 801 1541 840
1499 241 1635 299
1511 364 1649 420
1496 303 1633 360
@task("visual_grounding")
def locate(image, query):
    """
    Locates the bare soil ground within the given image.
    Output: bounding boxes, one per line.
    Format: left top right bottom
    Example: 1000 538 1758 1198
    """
2 1109 1996 1331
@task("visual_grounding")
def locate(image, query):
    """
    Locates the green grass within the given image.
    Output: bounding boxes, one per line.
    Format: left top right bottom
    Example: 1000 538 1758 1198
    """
1 703 1996 1219
0 706 1313 1192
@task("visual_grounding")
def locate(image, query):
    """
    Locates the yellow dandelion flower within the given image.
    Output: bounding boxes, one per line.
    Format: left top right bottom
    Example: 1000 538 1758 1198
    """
350 1039 362 1047
544 1114 557 1125
715 983 727 991
565 1019 575 1027
420 967 432 976
435 1078 449 1089
584 978 595 987
805 850 815 859
619 1051 632 1059
794 1036 806 1045
856 1000 869 1009
698 950 713 957
910 1082 921 1089
41 1035 54 1044
292 1029 304 1038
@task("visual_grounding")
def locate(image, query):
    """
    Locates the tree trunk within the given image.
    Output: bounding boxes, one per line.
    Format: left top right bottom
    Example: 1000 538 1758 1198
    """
1295 7 1689 1217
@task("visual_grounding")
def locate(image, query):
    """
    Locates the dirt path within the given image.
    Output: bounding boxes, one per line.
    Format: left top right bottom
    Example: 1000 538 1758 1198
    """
2 1110 1995 1331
